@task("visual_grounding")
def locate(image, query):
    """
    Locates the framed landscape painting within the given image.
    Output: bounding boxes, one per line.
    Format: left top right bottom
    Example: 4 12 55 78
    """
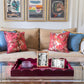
47 0 68 21
26 0 46 21
37 51 48 67
4 0 25 21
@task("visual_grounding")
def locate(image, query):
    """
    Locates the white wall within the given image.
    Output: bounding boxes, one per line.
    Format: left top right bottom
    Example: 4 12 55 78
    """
0 0 78 30
78 0 84 33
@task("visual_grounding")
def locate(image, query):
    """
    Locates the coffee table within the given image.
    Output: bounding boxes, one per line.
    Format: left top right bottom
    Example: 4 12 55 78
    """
0 61 84 83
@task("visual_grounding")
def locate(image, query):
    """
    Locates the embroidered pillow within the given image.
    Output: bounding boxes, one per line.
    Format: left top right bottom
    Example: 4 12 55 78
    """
49 32 70 52
4 32 27 53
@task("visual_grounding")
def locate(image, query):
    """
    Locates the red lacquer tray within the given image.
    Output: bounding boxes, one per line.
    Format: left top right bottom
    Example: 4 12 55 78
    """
11 58 74 76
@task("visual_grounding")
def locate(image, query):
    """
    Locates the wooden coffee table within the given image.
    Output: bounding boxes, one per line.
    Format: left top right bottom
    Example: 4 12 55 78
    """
0 61 84 83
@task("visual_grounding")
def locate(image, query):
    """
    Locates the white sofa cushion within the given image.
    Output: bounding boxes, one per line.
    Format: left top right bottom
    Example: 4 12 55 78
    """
42 49 84 62
0 49 84 62
0 49 37 62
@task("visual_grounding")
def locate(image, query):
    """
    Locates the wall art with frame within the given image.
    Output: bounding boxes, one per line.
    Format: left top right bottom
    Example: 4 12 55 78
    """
47 0 68 21
37 51 48 67
26 0 46 21
4 0 25 21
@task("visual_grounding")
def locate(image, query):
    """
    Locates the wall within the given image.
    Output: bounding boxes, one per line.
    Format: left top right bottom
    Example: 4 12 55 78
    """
78 0 84 33
0 0 78 30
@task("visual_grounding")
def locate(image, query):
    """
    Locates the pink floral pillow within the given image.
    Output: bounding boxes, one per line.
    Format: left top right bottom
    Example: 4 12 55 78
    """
49 32 70 53
4 31 27 53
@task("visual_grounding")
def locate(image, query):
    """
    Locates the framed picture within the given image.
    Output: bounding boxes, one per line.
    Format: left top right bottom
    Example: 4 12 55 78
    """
4 0 25 21
26 0 46 21
47 0 68 21
37 51 48 67
51 58 65 68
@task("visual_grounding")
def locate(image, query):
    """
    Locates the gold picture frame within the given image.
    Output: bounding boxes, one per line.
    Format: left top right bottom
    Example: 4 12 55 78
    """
47 0 68 21
37 51 48 67
25 0 46 22
4 0 25 21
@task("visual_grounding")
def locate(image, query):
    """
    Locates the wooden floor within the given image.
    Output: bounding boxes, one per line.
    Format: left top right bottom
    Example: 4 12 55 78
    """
0 82 84 84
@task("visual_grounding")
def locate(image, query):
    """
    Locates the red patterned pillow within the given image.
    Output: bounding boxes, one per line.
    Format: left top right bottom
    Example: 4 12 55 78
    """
4 31 27 53
49 32 70 53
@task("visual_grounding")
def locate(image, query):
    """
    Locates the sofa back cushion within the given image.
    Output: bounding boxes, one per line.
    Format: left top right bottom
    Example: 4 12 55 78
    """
0 27 39 50
40 28 77 50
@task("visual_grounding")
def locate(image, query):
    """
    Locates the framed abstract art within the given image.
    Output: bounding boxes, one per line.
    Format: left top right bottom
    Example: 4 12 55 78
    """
4 0 25 21
47 0 68 21
37 51 48 67
26 0 46 21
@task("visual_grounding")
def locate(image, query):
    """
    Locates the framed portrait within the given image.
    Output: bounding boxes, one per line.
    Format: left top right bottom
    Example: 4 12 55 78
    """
4 0 25 21
47 0 68 21
51 58 65 68
26 0 46 21
37 51 48 67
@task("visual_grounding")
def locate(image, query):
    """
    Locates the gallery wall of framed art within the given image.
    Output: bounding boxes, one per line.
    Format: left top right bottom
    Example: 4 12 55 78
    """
47 0 68 21
4 0 68 22
4 0 25 21
25 0 46 21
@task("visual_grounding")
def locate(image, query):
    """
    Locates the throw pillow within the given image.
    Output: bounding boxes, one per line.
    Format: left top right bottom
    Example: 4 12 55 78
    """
80 38 84 54
4 32 27 53
63 31 84 51
0 31 16 51
49 32 70 53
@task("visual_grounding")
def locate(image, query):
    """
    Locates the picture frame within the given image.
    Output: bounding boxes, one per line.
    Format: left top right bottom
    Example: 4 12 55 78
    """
37 51 48 67
47 0 68 21
4 0 25 21
26 0 46 21
51 58 65 68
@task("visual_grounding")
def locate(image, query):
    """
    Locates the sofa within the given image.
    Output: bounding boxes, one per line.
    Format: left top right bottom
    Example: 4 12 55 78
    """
0 27 84 62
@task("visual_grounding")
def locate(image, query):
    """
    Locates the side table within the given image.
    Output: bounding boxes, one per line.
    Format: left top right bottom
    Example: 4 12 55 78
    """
0 62 9 81
80 62 84 80
69 62 82 80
